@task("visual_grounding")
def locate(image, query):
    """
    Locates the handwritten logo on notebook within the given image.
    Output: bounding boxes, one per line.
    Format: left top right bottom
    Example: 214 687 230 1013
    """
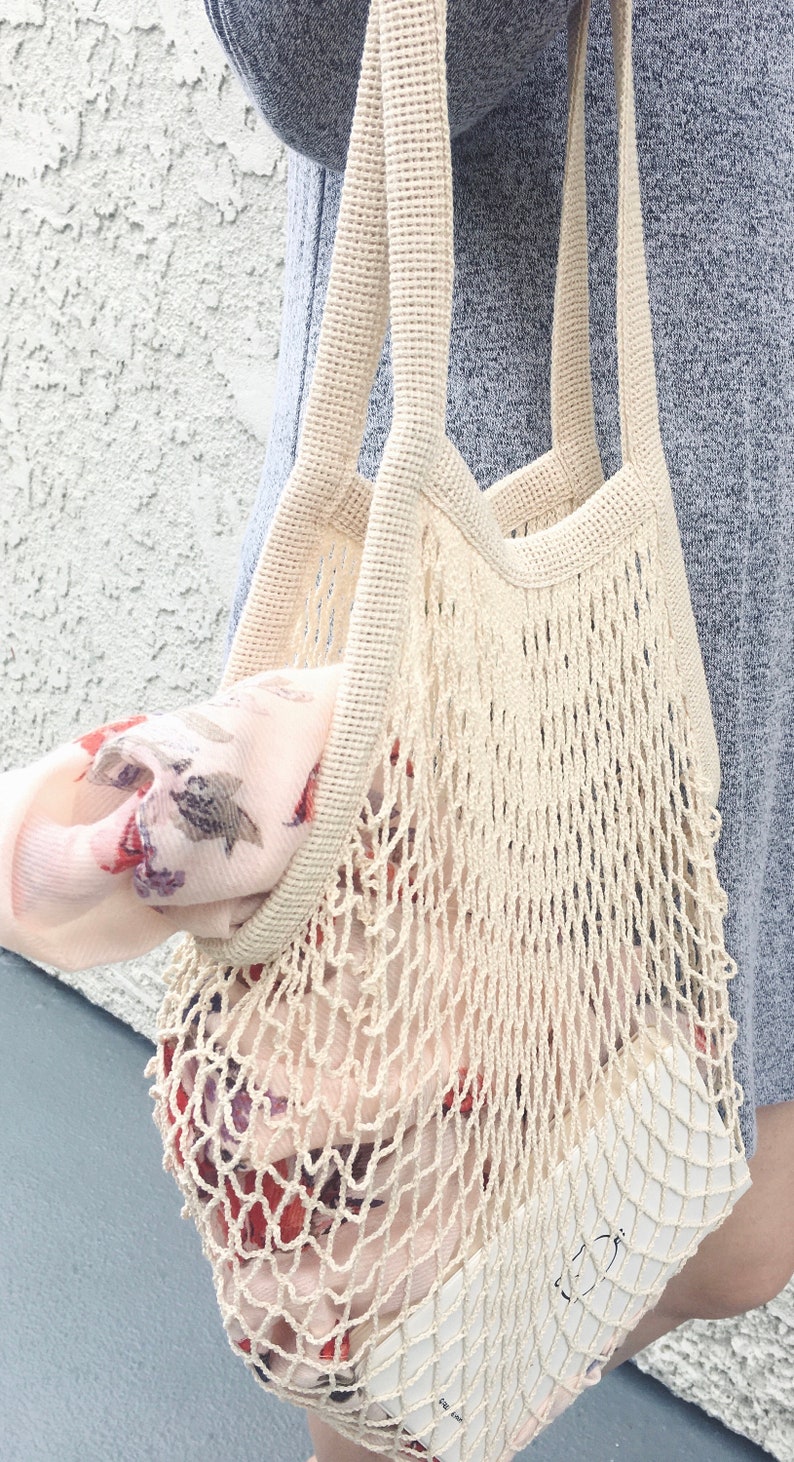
554 1230 625 1303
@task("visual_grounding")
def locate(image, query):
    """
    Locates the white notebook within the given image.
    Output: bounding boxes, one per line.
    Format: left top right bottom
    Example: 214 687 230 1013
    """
356 1024 750 1461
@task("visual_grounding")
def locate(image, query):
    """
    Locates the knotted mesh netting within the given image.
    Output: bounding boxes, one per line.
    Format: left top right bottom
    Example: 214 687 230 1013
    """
149 495 745 1460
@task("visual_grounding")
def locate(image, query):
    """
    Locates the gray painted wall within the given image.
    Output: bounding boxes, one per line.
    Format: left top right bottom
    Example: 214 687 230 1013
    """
1 2 791 1457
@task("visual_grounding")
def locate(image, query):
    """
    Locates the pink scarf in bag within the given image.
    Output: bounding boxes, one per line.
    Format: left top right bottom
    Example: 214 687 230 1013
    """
0 664 342 972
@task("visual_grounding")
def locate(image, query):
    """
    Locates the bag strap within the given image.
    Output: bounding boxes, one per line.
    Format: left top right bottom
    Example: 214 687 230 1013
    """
223 0 667 697
292 0 620 501
208 0 671 965
374 0 665 478
606 0 666 473
289 0 391 482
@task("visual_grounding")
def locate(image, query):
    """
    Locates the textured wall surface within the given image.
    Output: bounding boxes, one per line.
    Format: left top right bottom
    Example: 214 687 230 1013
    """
1 3 791 1457
636 1288 794 1462
1 0 286 769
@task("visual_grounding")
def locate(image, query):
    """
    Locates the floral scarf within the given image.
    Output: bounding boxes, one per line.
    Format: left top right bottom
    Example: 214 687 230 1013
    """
0 664 342 972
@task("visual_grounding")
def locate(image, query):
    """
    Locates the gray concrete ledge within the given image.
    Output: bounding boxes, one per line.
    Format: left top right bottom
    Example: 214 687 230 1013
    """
0 950 773 1462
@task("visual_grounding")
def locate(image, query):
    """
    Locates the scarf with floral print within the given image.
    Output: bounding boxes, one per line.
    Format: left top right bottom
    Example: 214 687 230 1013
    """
0 664 342 972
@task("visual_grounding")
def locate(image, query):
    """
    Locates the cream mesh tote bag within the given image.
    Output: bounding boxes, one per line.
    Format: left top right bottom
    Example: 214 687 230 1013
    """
149 0 751 1455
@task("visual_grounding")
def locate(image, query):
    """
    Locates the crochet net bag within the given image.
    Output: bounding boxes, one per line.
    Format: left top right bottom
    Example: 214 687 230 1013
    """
148 0 750 1455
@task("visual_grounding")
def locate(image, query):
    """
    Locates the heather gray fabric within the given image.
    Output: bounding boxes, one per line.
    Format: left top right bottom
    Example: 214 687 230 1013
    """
208 0 793 1160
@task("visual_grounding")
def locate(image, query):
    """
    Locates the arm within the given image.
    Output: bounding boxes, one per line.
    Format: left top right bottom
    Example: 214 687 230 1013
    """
203 0 575 169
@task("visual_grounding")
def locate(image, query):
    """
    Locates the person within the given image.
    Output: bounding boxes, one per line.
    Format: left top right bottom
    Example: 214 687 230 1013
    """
202 0 794 1456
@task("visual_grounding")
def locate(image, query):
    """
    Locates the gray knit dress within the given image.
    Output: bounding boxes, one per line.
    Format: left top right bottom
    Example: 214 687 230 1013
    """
206 0 793 1159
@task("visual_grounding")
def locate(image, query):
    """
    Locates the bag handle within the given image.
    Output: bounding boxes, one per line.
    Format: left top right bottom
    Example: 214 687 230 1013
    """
222 0 666 700
208 0 666 965
606 0 666 472
291 0 611 503
376 0 665 478
287 0 391 483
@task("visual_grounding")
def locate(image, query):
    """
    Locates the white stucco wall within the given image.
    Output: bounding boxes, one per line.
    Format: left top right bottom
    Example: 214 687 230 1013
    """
1 2 792 1456
1 0 285 766
636 1287 794 1462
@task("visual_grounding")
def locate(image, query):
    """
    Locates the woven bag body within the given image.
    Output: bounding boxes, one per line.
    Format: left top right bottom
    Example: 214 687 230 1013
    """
149 0 750 1456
